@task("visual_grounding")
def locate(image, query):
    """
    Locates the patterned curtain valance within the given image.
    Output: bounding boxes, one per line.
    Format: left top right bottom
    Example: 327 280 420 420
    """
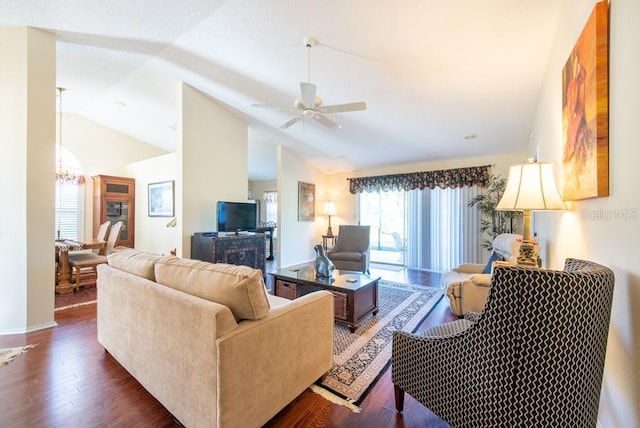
348 165 491 194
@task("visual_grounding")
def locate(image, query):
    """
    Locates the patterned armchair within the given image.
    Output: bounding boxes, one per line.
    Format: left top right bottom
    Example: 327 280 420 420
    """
392 259 615 427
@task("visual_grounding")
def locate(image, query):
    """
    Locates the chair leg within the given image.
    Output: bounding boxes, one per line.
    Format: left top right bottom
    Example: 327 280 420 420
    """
394 384 405 412
74 266 81 291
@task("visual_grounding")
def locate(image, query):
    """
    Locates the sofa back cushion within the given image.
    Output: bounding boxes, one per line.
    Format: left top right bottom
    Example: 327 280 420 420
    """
107 247 162 281
155 257 270 321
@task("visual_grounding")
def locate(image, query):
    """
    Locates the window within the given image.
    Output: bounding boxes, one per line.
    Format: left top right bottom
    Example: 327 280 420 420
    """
263 191 278 225
55 182 83 240
358 186 482 271
55 147 83 240
358 190 406 265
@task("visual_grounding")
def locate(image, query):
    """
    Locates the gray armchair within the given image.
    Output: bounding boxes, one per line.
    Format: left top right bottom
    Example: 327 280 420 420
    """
327 225 371 273
392 259 615 427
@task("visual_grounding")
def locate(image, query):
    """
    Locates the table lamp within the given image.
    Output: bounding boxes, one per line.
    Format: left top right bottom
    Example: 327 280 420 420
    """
496 160 566 267
323 201 337 236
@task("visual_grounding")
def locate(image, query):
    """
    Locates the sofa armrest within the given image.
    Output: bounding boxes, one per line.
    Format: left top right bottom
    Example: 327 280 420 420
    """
453 263 485 274
469 274 491 287
216 291 334 427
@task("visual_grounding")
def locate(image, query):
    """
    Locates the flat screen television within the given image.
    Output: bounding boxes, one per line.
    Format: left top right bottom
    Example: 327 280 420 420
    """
216 201 257 233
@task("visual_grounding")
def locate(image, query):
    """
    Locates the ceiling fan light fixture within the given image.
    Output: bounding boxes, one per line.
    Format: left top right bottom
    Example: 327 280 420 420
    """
252 35 366 130
295 95 322 110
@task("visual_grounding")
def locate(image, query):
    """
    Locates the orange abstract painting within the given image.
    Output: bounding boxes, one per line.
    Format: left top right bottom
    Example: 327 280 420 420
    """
562 1 609 200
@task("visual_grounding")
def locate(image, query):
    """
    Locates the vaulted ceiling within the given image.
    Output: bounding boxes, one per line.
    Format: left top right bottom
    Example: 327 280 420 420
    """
1 0 563 180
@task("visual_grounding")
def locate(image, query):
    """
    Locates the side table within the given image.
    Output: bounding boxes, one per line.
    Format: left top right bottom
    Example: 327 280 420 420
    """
322 234 337 251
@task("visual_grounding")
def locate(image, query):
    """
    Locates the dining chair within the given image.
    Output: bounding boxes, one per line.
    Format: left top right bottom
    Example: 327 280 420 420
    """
94 220 111 254
69 221 123 289
57 221 111 287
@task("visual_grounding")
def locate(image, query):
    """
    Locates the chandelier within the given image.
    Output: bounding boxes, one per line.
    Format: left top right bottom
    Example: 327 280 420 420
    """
55 87 78 184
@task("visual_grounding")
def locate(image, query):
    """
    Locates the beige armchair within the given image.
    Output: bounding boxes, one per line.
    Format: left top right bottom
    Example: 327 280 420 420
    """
443 233 521 316
327 225 371 273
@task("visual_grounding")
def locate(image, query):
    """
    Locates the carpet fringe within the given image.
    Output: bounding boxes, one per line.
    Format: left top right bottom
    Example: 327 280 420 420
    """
309 385 361 413
55 300 97 312
0 344 37 367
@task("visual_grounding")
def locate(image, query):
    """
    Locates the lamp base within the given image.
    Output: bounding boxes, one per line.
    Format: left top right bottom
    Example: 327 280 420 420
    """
516 240 539 268
326 227 333 237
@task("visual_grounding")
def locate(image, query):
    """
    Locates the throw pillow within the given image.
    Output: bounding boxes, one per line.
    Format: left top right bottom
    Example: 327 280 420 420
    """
482 251 503 274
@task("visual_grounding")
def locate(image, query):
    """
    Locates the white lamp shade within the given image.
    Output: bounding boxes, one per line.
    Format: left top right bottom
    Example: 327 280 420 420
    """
323 201 337 216
497 162 567 211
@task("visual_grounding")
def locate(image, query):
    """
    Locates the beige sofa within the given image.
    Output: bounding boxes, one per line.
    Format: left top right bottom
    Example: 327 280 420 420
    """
443 233 521 316
97 248 334 428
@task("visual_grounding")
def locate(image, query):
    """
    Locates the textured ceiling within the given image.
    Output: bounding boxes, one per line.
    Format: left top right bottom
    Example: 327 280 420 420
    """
1 0 563 180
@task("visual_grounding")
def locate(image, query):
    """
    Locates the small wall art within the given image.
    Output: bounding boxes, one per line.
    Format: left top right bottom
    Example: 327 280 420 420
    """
148 180 175 217
561 0 609 200
298 181 315 221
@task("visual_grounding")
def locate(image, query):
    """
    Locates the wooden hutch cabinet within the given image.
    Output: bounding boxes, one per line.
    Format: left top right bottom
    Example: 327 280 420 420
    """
93 175 135 248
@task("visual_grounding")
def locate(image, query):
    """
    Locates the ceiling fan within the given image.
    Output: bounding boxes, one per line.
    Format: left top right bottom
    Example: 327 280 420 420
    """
251 36 366 130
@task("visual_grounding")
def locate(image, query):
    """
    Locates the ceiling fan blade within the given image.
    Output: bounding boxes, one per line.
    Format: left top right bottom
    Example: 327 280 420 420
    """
251 103 296 113
300 82 316 108
312 114 340 129
318 101 367 114
278 115 303 129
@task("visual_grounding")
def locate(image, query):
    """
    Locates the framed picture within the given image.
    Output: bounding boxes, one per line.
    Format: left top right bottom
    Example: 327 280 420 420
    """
148 180 175 217
298 181 315 221
561 1 609 200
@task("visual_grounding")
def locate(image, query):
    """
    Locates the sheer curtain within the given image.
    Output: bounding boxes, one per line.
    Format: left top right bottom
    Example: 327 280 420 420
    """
406 186 482 271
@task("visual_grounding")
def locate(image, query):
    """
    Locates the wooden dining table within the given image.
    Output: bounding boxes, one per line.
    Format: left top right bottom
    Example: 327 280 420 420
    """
55 238 106 295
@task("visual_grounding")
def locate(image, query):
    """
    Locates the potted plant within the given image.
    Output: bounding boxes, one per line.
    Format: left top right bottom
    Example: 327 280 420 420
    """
468 175 522 251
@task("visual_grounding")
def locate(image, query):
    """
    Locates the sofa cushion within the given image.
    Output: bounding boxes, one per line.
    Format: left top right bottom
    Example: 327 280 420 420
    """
327 251 363 261
154 257 270 321
107 247 162 281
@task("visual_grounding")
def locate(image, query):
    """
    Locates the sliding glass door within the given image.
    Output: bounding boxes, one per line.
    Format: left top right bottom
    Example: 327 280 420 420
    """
359 191 406 266
359 186 482 271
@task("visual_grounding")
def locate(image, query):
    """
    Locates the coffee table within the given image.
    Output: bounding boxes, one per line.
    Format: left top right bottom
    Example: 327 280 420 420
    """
271 263 380 332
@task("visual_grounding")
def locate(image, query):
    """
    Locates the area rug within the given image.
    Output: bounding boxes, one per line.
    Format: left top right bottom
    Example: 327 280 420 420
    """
0 344 36 368
315 280 443 408
55 285 97 311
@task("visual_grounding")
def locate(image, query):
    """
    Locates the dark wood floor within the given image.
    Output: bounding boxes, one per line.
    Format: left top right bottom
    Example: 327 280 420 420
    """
1 264 455 428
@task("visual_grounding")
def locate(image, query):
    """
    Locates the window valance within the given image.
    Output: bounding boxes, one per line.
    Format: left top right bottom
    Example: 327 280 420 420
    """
347 165 491 194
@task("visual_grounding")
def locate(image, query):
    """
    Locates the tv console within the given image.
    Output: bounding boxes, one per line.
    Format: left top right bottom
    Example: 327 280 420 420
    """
191 232 266 275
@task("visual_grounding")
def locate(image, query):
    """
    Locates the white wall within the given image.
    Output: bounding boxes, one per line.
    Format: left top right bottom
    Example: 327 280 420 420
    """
531 0 640 425
0 27 56 334
277 146 328 267
128 153 179 255
61 114 167 239
178 83 248 258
